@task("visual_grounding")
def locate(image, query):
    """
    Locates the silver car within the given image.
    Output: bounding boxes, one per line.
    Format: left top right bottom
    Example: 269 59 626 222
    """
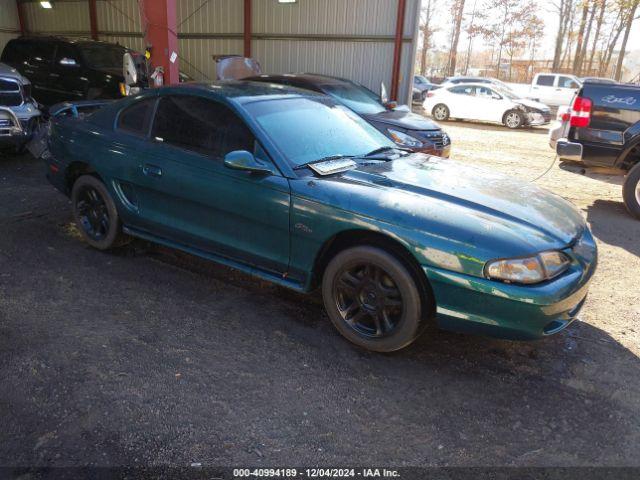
0 62 41 152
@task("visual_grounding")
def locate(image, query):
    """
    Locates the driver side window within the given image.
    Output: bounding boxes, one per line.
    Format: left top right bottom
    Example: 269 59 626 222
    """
151 95 255 160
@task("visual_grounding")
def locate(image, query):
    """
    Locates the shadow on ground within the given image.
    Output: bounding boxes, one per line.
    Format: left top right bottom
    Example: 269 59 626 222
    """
587 199 640 258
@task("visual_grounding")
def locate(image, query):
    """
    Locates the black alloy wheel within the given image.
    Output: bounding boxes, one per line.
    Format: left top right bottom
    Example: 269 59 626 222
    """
322 246 432 352
71 174 129 250
334 262 403 338
76 185 110 242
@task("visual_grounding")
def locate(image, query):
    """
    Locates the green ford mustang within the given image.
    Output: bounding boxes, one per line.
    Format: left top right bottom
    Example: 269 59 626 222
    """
43 81 597 352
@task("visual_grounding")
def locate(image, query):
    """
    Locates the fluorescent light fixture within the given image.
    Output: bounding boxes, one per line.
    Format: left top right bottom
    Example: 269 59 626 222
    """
278 0 297 3
40 1 53 8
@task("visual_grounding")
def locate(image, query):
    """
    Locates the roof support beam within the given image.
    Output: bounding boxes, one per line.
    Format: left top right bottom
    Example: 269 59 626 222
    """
88 0 98 41
391 0 407 101
141 0 179 85
16 0 26 36
244 0 252 58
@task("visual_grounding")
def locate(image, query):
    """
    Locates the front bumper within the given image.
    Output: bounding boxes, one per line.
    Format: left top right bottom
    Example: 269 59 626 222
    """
415 142 451 158
423 230 597 340
0 107 27 145
526 111 551 126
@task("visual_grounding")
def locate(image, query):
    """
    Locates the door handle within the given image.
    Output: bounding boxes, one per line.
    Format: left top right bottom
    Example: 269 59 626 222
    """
142 164 162 177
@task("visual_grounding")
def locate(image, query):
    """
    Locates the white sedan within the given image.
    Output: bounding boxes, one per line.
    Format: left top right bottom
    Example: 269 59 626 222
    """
423 83 551 129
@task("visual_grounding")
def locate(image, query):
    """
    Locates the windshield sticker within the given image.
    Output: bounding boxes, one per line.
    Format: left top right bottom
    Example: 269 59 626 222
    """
602 95 637 106
308 159 358 176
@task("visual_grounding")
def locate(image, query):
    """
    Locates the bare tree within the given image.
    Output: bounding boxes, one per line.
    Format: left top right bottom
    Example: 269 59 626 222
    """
586 0 607 74
418 0 439 75
552 0 575 69
447 0 467 75
575 0 597 75
572 0 590 72
614 0 640 80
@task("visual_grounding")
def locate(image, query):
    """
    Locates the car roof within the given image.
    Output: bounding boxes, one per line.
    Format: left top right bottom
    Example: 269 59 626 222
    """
445 83 496 89
150 80 325 105
247 73 357 88
11 36 123 48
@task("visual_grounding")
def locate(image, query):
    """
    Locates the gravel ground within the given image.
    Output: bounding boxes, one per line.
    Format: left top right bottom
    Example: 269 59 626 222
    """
0 117 639 469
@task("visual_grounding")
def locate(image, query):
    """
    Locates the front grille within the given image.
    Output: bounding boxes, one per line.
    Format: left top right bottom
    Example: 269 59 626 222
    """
419 130 446 149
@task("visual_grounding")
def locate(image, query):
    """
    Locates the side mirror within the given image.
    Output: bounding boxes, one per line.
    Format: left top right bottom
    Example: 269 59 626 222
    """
224 150 275 175
59 57 78 67
380 82 389 104
123 52 138 86
492 94 502 100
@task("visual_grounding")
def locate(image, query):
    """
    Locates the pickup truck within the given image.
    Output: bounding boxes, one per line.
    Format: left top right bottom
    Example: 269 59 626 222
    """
550 81 640 218
510 73 582 107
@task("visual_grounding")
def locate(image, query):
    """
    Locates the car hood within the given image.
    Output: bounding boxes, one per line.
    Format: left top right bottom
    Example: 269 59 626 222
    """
363 109 441 131
313 155 584 250
514 98 550 111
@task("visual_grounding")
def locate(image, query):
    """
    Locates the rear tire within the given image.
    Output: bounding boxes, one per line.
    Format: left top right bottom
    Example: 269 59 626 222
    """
432 104 449 121
503 110 524 129
622 162 640 220
322 246 432 352
71 175 129 250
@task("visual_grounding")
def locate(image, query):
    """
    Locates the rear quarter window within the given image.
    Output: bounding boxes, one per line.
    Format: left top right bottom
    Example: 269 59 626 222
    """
117 98 156 136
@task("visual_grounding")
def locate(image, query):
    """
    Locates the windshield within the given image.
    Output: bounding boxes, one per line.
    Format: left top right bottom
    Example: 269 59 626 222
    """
79 44 126 69
246 97 394 167
495 87 519 100
320 83 386 115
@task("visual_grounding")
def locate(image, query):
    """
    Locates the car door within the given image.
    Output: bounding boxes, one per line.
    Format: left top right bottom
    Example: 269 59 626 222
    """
474 86 504 122
50 42 87 102
21 40 56 104
531 74 556 105
447 85 476 119
134 93 291 274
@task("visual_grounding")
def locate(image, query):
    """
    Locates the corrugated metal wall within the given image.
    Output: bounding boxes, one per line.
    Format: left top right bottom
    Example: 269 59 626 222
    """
0 0 20 54
14 0 419 103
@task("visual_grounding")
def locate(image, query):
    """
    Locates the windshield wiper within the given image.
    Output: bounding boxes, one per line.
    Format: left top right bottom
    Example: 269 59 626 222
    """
359 146 412 159
293 154 355 170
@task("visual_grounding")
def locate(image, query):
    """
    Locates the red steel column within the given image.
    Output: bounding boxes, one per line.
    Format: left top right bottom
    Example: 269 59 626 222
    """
88 0 99 41
243 0 252 57
390 0 407 101
141 0 179 85
16 0 26 36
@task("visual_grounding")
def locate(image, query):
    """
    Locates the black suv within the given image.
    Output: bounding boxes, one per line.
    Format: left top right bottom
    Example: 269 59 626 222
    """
1 37 126 106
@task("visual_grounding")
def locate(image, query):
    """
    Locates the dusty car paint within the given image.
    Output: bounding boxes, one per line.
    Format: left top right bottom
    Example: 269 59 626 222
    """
44 81 596 340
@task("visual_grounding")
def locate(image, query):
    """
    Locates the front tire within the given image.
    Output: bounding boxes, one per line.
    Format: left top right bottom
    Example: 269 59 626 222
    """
432 104 449 121
71 175 129 250
322 246 430 352
503 110 524 129
622 162 640 220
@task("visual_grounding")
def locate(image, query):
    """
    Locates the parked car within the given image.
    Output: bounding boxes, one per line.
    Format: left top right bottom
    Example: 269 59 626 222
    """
423 83 551 128
0 62 41 152
413 75 438 102
43 81 596 352
527 73 582 106
551 80 640 218
248 73 451 157
1 36 127 105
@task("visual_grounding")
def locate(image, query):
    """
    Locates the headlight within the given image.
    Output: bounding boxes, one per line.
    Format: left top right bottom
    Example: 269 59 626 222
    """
387 129 423 148
485 251 571 284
